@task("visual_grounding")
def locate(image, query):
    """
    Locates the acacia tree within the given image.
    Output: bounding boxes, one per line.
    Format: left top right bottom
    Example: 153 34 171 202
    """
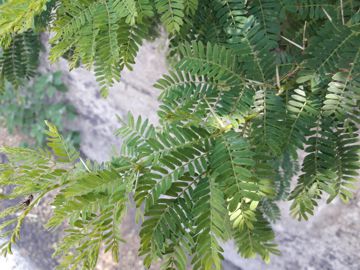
0 0 359 269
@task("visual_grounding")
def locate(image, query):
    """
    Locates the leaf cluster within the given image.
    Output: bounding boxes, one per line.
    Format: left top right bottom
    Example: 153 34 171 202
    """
0 72 79 147
0 0 359 269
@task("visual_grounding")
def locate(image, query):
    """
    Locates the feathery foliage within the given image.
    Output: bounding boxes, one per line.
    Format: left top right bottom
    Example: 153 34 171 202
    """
0 71 79 146
0 31 40 90
0 0 360 269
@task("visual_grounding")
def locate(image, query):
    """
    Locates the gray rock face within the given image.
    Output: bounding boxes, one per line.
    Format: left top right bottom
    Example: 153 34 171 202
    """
40 36 167 162
0 244 36 270
223 192 360 270
40 37 360 270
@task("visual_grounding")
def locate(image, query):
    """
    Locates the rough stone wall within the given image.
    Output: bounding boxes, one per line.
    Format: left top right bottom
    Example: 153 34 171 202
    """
0 241 37 270
40 36 167 162
223 192 360 270
39 37 360 270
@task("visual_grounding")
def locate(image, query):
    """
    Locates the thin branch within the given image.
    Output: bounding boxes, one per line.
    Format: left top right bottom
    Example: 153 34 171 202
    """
276 65 281 90
80 157 91 172
303 21 307 49
322 7 339 30
281 35 304 50
340 0 345 25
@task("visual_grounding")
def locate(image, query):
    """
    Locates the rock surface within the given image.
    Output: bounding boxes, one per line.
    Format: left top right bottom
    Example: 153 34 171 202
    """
40 36 167 162
223 192 360 270
0 242 37 270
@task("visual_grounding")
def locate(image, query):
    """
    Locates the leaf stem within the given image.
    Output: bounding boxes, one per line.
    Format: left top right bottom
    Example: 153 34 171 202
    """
80 157 91 172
